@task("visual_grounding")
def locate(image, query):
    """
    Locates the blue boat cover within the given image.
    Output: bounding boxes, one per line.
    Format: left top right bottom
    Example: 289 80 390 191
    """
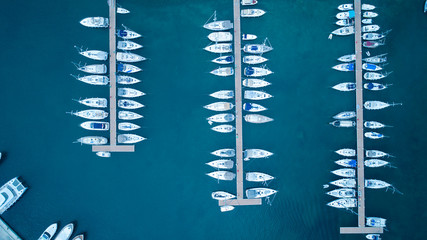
245 67 254 75
366 82 374 89
349 160 357 167
117 30 127 37
225 56 233 62
244 103 253 110
349 11 355 18
92 123 104 129
117 64 124 71
250 46 259 51
348 83 356 90
366 64 376 70
346 63 355 71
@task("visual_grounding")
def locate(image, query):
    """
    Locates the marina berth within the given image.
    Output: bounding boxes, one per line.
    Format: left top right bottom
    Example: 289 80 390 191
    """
363 53 388 63
243 42 273 54
204 102 234 111
244 90 272 100
117 75 141 85
118 122 141 131
243 55 268 65
207 113 235 123
365 150 391 158
75 136 108 145
70 109 108 120
336 10 355 19
212 55 234 65
362 25 380 33
75 98 107 108
243 102 267 112
327 198 357 208
364 121 386 129
53 223 74 240
117 29 141 39
364 82 389 91
331 168 356 178
38 223 58 240
335 159 356 168
210 67 234 77
211 191 235 200
246 188 277 199
241 9 266 18
330 178 356 188
80 121 109 131
242 33 257 40
96 151 111 158
326 188 356 198
207 32 233 42
118 110 143 120
362 63 382 71
241 0 258 6
242 78 270 88
116 52 146 63
76 64 107 74
329 120 355 128
206 160 234 169
244 149 273 159
332 26 355 36
335 148 356 157
246 172 274 182
210 90 234 99
365 179 391 189
363 39 385 48
206 171 236 181
71 74 109 85
117 40 143 50
332 63 354 71
118 134 146 143
366 217 386 227
0 177 27 214
117 7 130 14
211 148 235 157
118 88 145 98
244 114 273 123
118 63 141 73
332 82 356 91
118 99 144 109
203 12 233 31
72 235 84 240
80 17 108 28
204 43 233 53
336 19 354 27
333 111 356 119
365 159 389 168
364 101 401 110
363 11 378 18
75 46 108 61
211 124 235 133
244 66 273 77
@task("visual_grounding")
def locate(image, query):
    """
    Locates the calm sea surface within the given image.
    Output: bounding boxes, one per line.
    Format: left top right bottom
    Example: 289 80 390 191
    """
0 0 426 239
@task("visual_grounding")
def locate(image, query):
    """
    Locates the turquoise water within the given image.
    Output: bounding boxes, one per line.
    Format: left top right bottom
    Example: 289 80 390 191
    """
0 0 426 239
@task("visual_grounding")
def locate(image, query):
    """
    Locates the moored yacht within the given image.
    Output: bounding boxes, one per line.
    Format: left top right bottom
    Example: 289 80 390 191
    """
70 110 108 120
38 223 58 240
76 64 107 74
212 124 235 133
332 82 356 91
364 121 386 129
117 40 143 50
117 75 141 85
364 72 391 80
244 66 273 77
246 172 274 182
118 134 146 144
362 4 376 10
53 223 73 240
117 7 130 14
329 120 355 128
365 150 391 158
75 98 107 108
362 19 373 24
326 188 356 198
362 25 380 33
336 148 356 157
118 110 143 120
246 188 277 199
208 32 233 42
363 53 388 63
241 9 266 17
80 17 108 28
118 122 141 131
243 55 268 65
331 168 355 178
335 159 356 168
241 0 258 5
75 136 107 145
75 46 108 61
337 4 353 11
366 234 381 240
330 178 356 188
363 12 378 18
332 26 355 36
117 29 141 39
363 39 385 48
242 33 257 40
365 132 386 139
244 149 273 160
211 148 235 157
364 83 389 91
327 198 357 208
362 32 387 41
336 19 354 27
118 63 141 73
204 43 233 53
71 75 109 85
212 55 234 65
337 54 355 62
96 151 111 158
243 103 267 112
80 121 109 131
336 11 355 19
206 171 236 181
203 12 233 31
206 160 234 169
211 67 234 77
242 78 270 88
116 52 146 63
207 113 235 123
364 101 401 110
211 191 235 200
210 90 234 99
363 63 382 71
366 217 386 227
118 88 145 98
244 114 273 123
204 102 234 111
0 177 27 214
332 63 354 71
243 43 273 54
365 179 391 189
333 111 356 119
244 90 272 100
365 159 389 168
118 99 144 109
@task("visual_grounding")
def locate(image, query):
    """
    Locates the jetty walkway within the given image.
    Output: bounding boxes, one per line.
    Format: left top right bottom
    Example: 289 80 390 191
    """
0 218 21 240
93 0 134 153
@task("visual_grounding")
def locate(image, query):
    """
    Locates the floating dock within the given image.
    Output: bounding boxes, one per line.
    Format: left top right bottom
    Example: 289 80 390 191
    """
0 218 21 240
92 0 134 153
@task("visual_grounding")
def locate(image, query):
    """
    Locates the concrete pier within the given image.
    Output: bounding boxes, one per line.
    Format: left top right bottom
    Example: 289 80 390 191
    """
0 218 21 240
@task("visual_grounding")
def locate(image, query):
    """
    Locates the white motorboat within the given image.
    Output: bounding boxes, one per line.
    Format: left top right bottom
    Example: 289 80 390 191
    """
330 178 356 188
243 43 273 54
118 88 145 98
203 12 233 31
117 52 146 63
71 74 109 85
117 63 141 73
362 4 376 10
244 90 272 100
118 134 146 144
204 102 234 111
332 82 356 91
246 172 274 182
206 160 234 169
335 159 356 168
117 7 130 14
243 55 268 65
365 179 391 189
332 168 355 178
208 32 233 42
71 235 84 240
365 132 386 139
75 46 108 61
75 136 107 145
75 98 107 108
332 63 354 71
96 151 111 158
332 26 355 36
117 75 141 85
211 149 235 157
244 114 273 123
243 78 270 88
118 122 141 131
118 111 143 120
329 120 355 128
242 33 257 40
212 124 235 133
363 33 386 41
117 29 141 39
363 53 388 63
327 198 357 208
118 99 144 109
246 188 277 199
365 150 391 158
241 0 258 6
364 83 389 91
241 9 266 18
204 43 232 53
0 177 27 214
366 217 386 227
243 103 267 112
70 110 108 120
80 121 109 131
366 234 381 240
365 159 389 168
362 19 373 24
333 111 356 119
210 90 234 99
244 149 273 160
244 66 273 77
364 72 391 80
364 121 386 129
326 188 356 198
363 39 385 48
38 223 58 240
80 17 108 28
76 64 107 74
207 113 235 123
336 19 354 27
211 67 234 77
211 191 235 200
53 223 74 240
206 171 236 181
338 54 355 62
336 11 355 19
363 12 378 18
212 55 234 64
364 101 401 110
363 63 382 71
336 148 356 157
338 4 353 11
117 40 143 50
220 206 235 212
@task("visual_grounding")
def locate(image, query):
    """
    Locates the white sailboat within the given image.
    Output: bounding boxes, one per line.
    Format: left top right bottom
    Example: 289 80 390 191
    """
242 33 257 40
70 110 108 120
365 179 391 189
243 40 273 54
206 160 234 169
117 75 141 85
365 132 386 139
243 103 267 112
364 83 390 91
365 150 391 158
212 124 235 133
335 159 356 168
362 25 380 33
366 217 386 227
118 88 145 98
244 90 272 100
204 43 232 53
337 4 353 11
204 102 234 111
332 26 355 36
116 52 146 63
75 63 107 74
211 149 235 157
246 188 277 199
203 11 233 31
363 12 378 18
335 148 356 157
118 111 143 120
332 82 356 91
211 191 235 200
241 9 266 17
364 121 386 129
207 32 233 42
337 54 355 62
329 120 355 128
333 111 356 119
364 72 391 80
212 56 234 64
331 168 355 178
80 121 109 131
206 171 236 181
246 172 274 182
207 113 235 123
243 55 268 65
210 90 234 99
363 63 382 71
117 63 141 73
117 29 141 39
38 223 58 240
365 159 389 168
53 223 74 240
241 0 258 6
80 17 108 28
244 149 273 160
117 40 143 50
332 63 354 71
363 39 385 48
326 188 356 198
210 67 234 77
327 198 357 208
96 151 111 158
118 99 144 109
75 98 107 108
118 134 146 144
363 53 388 63
364 101 401 110
244 114 273 123
242 78 271 88
117 7 130 14
75 46 108 61
71 74 109 85
244 66 273 77
118 122 141 131
75 136 107 145
330 178 356 188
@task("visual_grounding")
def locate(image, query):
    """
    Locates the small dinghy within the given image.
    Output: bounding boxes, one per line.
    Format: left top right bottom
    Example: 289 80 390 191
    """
365 150 391 158
96 151 111 158
203 12 233 31
75 136 107 145
244 149 273 159
211 148 235 157
210 67 234 77
211 124 235 133
331 168 355 178
365 132 386 139
80 17 109 28
208 32 233 42
335 159 357 168
366 217 386 227
246 188 277 199
363 39 385 48
366 234 381 240
364 83 389 91
241 9 266 18
242 78 271 88
75 98 107 108
118 99 144 109
364 101 401 110
246 172 274 182
244 66 273 77
210 90 234 99
364 121 386 129
362 25 380 33
204 102 234 111
244 114 273 123
220 206 234 212
326 188 356 198
243 102 267 112
117 75 141 85
336 148 356 157
118 88 145 98
330 178 356 188
117 40 142 50
364 72 391 80
362 19 373 24
80 121 109 131
118 63 141 73
365 159 389 168
242 33 257 40
336 19 354 27
365 179 391 189
363 11 378 18
332 26 355 36
204 43 232 53
118 111 143 120
243 55 268 65
241 0 258 6
207 113 235 123
212 55 234 65
329 120 355 128
337 54 355 62
327 198 357 208
332 63 354 71
336 11 355 20
206 171 236 181
211 191 235 200
363 53 388 63
244 90 272 100
75 63 107 74
70 110 108 120
332 82 356 91
116 52 146 63
206 160 234 169
118 134 146 144
362 63 382 71
337 4 353 11
75 46 108 61
118 122 141 131
117 29 141 39
333 111 356 119
71 74 109 85
117 7 130 14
